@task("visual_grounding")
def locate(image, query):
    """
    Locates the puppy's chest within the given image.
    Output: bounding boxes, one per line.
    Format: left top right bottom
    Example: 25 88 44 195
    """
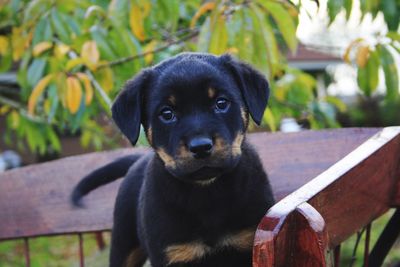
164 227 255 266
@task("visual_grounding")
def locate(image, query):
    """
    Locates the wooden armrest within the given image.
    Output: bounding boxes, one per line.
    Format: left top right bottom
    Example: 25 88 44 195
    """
253 127 400 266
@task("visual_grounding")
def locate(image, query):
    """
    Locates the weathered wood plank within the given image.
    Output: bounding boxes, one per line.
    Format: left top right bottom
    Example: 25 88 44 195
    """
0 128 380 240
0 148 138 240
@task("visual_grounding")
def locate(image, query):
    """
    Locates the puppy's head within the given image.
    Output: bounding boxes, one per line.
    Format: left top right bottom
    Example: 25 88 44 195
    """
112 53 269 184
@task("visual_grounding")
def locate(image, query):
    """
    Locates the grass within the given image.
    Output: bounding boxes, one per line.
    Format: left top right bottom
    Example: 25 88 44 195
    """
340 209 400 267
0 210 399 266
0 233 110 267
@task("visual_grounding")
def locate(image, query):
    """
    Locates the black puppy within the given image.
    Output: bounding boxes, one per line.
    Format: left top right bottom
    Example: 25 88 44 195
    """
72 53 275 267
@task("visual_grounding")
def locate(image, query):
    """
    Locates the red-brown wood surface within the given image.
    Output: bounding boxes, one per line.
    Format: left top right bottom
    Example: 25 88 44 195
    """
392 153 400 206
253 202 328 267
254 127 400 266
0 128 381 240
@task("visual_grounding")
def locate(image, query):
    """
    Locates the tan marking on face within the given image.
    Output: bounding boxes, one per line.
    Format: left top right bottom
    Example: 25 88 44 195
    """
156 148 176 169
177 142 191 160
208 87 216 98
218 228 255 251
165 242 210 265
232 133 244 156
240 108 248 126
168 95 176 105
146 127 153 146
214 136 225 152
124 247 146 267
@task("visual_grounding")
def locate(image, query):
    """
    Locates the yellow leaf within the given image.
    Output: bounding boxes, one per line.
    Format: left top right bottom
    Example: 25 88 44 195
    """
190 2 215 29
343 38 364 63
33 41 53 57
130 4 146 41
275 86 287 102
356 45 370 68
76 72 94 105
11 27 25 61
56 72 68 107
95 66 113 93
225 47 239 54
263 107 276 132
10 111 20 129
208 15 228 55
142 1 151 17
66 76 83 114
81 41 100 69
54 43 70 59
66 58 85 71
0 36 9 55
144 40 157 64
28 74 54 115
44 99 51 114
0 105 10 115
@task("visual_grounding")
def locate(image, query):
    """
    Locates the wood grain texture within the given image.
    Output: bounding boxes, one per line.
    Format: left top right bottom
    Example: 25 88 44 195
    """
391 153 400 206
254 127 400 266
0 148 140 240
253 202 328 267
0 128 381 240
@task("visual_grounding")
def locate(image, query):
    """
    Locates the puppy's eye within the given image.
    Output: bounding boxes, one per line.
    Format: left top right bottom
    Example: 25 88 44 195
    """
159 107 176 123
215 97 230 112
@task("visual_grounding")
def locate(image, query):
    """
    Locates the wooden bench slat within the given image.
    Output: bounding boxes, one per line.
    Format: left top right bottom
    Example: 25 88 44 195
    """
0 128 380 240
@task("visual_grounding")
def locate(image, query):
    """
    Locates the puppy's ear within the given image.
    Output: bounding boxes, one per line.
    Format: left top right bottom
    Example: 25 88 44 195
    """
221 54 270 125
112 70 152 145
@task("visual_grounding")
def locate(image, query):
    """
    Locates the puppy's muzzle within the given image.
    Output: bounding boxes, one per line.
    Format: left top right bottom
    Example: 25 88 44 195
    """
188 136 213 159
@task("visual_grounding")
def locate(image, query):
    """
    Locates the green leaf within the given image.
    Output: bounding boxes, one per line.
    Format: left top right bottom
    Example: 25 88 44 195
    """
249 4 280 77
62 14 81 36
90 26 118 60
325 96 347 113
233 9 253 61
27 58 46 88
380 0 399 31
46 126 61 152
23 0 49 23
356 49 380 97
258 1 298 52
387 32 400 43
208 15 228 55
366 50 380 94
197 17 211 53
262 107 276 131
31 18 53 46
18 53 35 102
327 0 344 23
344 0 353 20
0 49 12 72
108 0 130 26
156 0 179 32
32 18 47 45
357 64 369 96
47 84 59 123
50 8 70 44
379 45 399 101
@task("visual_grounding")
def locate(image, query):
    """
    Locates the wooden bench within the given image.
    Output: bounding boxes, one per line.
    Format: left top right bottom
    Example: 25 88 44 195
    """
1 127 399 266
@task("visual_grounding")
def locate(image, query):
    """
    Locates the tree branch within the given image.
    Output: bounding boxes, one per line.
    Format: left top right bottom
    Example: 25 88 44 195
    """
0 95 48 123
97 29 200 70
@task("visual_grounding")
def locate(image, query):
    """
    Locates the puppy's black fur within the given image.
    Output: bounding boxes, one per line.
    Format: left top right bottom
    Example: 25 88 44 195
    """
72 53 275 267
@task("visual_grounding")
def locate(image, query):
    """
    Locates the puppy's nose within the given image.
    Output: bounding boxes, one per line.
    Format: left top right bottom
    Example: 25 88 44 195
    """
188 137 213 159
